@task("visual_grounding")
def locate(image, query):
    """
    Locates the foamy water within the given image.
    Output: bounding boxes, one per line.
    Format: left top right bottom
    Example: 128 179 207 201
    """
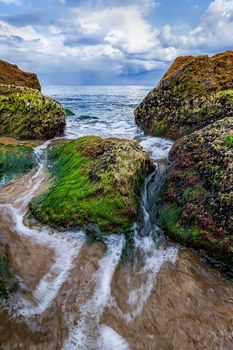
63 235 125 350
43 85 173 161
0 86 179 348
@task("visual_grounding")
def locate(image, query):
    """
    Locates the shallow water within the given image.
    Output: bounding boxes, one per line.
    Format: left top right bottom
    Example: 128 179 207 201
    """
0 86 233 349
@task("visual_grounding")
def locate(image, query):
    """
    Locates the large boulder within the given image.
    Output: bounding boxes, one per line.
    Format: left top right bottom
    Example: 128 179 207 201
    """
157 117 233 264
30 136 152 233
0 85 66 139
0 59 41 90
135 51 233 139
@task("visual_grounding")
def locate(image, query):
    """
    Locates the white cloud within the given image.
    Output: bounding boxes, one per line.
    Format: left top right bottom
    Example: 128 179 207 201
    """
0 0 233 84
176 0 233 49
70 6 157 55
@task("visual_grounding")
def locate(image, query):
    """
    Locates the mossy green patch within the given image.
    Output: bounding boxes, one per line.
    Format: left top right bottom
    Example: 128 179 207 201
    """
0 84 66 139
216 89 233 101
30 136 151 233
153 121 166 136
225 134 233 147
197 106 208 117
182 184 208 204
0 143 36 185
157 204 200 243
64 108 75 116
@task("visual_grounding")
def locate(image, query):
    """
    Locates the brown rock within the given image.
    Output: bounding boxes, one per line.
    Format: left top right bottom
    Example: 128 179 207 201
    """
0 59 41 90
135 50 233 139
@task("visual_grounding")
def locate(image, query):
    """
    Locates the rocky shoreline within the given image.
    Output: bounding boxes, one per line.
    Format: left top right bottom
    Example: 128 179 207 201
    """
0 52 232 300
135 50 233 267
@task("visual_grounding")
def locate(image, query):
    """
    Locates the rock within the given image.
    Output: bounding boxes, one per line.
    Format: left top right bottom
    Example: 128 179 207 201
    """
30 136 152 233
0 143 36 186
64 108 75 116
0 233 12 300
134 51 233 139
157 117 233 264
0 59 41 90
0 85 66 140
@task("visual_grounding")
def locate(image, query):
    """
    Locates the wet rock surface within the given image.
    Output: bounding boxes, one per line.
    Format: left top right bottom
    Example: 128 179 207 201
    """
134 50 233 139
0 232 11 300
0 85 66 140
157 117 233 265
103 249 233 350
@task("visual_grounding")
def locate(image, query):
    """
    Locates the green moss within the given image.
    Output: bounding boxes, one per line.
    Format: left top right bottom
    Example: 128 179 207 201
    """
157 204 200 242
157 204 181 232
0 143 36 185
197 106 208 117
171 78 204 98
216 89 233 101
64 108 75 116
225 134 233 147
0 85 65 139
182 184 208 204
30 137 149 233
153 121 166 136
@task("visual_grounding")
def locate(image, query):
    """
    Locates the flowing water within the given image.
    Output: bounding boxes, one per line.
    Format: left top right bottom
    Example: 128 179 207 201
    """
0 86 233 350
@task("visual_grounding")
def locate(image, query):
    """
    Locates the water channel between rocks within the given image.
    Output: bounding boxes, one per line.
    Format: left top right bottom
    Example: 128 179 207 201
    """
0 86 232 350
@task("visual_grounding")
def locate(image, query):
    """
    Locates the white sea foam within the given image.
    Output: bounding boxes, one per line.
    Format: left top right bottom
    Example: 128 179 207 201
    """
0 141 86 317
129 233 177 316
0 205 85 318
62 234 125 350
140 136 173 160
97 325 129 350
111 230 178 323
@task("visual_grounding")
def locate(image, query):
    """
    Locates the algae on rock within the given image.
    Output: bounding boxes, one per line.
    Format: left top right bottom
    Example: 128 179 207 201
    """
157 117 233 264
0 85 66 140
0 143 36 186
135 51 233 139
30 136 152 233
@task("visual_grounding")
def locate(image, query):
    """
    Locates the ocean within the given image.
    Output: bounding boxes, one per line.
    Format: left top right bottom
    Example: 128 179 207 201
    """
42 85 173 160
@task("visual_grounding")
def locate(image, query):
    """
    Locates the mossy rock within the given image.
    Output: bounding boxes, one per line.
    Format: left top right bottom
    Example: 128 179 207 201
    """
0 85 66 140
64 108 75 116
135 51 233 139
0 143 36 185
30 136 152 233
157 117 233 265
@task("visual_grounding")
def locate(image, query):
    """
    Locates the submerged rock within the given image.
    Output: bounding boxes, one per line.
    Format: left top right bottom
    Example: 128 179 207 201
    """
157 117 233 264
0 59 41 90
0 85 66 140
0 143 36 186
135 50 233 139
30 136 152 233
64 108 75 116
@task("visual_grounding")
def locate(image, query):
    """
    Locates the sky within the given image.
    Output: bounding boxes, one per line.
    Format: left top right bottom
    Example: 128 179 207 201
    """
0 0 233 85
